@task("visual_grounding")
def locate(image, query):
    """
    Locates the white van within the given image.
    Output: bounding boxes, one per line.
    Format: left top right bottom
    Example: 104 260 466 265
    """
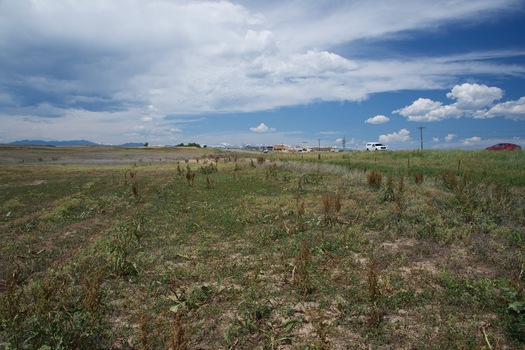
365 142 387 151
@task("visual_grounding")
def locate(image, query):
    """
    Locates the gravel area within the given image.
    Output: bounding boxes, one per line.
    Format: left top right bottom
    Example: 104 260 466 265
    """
0 146 220 166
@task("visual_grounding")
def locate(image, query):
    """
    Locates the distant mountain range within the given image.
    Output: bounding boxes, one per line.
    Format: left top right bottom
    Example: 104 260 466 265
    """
5 140 145 147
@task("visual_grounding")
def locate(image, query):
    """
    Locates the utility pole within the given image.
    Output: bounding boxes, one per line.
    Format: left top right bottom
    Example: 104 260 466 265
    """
317 138 321 159
417 126 426 151
342 136 346 149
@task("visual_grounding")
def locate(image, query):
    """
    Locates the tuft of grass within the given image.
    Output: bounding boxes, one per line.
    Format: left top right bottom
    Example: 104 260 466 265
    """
107 216 145 277
441 170 458 191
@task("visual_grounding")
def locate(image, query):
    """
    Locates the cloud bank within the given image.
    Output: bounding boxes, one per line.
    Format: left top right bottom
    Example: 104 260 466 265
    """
0 0 523 144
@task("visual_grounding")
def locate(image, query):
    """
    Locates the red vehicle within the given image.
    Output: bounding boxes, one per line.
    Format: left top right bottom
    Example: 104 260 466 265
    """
485 143 522 151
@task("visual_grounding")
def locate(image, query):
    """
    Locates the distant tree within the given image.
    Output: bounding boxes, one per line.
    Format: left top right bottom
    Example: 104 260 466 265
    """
144 142 149 147
176 142 201 148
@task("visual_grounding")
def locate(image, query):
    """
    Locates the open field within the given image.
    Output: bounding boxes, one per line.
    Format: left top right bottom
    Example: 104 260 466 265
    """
1 146 524 349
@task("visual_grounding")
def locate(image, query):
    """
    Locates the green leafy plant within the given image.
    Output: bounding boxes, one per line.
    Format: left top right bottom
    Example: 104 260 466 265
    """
168 285 215 314
107 217 145 276
507 300 525 343
380 173 395 203
199 163 218 175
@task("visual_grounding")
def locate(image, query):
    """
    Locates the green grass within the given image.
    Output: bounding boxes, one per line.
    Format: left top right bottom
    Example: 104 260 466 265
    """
269 149 525 185
0 147 524 349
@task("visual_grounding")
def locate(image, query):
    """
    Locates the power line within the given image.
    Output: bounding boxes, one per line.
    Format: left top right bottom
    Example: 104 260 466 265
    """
417 126 426 151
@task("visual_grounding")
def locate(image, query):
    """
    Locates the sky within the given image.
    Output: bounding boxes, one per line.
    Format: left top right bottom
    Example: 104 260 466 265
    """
1 0 525 149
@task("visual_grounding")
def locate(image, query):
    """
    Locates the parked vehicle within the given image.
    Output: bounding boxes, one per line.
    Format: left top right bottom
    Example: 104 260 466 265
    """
485 143 522 151
365 142 387 151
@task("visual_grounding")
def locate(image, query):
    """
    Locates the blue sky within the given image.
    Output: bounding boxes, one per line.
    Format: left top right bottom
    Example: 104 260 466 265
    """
1 0 525 149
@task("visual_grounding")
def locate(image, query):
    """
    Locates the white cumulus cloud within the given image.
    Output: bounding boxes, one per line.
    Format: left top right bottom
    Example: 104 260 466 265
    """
394 83 523 122
446 83 503 109
250 123 275 132
394 98 459 122
462 136 482 145
365 115 390 124
445 133 457 142
486 96 525 120
379 128 411 143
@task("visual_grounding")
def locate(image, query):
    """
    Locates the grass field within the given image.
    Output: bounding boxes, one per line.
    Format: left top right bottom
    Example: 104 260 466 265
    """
0 146 524 349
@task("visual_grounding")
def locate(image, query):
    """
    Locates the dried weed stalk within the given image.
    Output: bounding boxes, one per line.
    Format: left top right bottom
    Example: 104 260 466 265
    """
367 257 383 328
293 240 313 294
168 312 189 350
367 170 382 190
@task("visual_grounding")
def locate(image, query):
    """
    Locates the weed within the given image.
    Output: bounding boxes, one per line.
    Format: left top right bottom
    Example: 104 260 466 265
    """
412 170 424 184
303 171 323 185
394 174 406 219
137 311 156 350
186 170 196 186
461 169 472 189
107 217 145 276
7 269 108 349
223 289 273 347
321 191 341 225
367 170 382 190
507 299 525 343
367 257 383 328
125 169 137 182
308 308 331 349
380 173 395 202
168 285 215 313
296 195 306 232
441 170 458 191
266 163 278 178
321 194 332 225
132 182 139 196
0 270 24 349
334 189 341 213
293 240 314 295
168 311 189 350
80 266 105 314
199 163 218 175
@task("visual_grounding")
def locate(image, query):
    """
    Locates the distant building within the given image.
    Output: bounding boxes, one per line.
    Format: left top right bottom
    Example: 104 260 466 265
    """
273 144 289 152
311 147 333 152
289 145 311 152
